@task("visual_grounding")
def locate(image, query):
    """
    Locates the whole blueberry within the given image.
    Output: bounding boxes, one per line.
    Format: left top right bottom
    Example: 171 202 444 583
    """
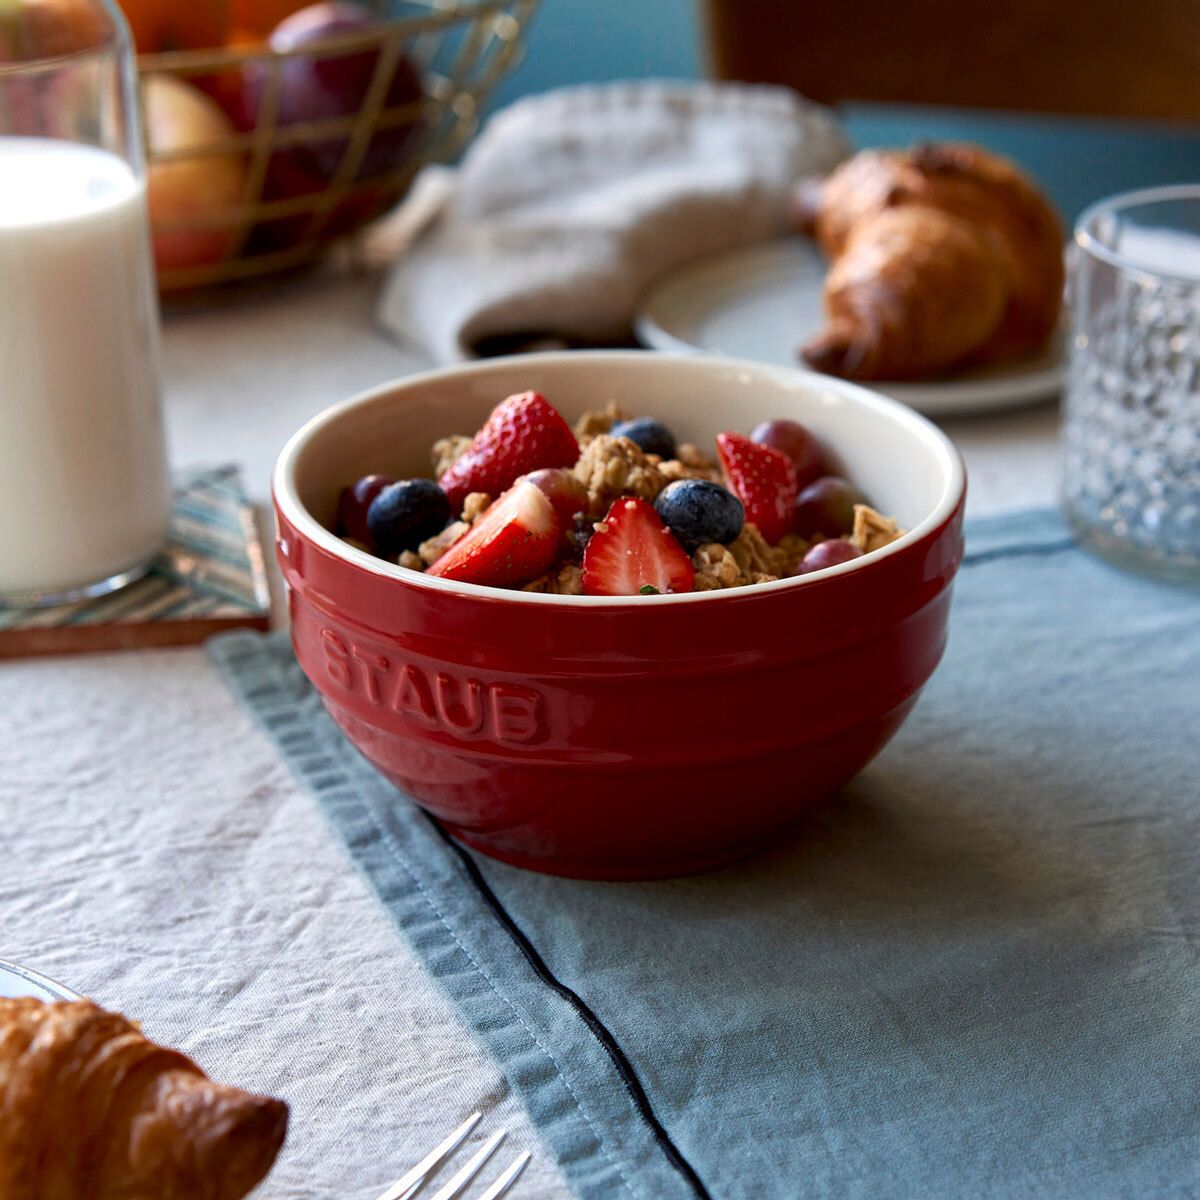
654 479 744 551
366 479 451 555
610 417 677 460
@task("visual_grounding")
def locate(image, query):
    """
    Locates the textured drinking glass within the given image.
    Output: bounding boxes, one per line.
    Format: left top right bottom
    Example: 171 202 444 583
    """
1062 185 1200 582
0 0 170 607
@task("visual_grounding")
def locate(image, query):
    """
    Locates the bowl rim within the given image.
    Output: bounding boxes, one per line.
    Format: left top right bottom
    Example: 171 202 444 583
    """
273 350 967 608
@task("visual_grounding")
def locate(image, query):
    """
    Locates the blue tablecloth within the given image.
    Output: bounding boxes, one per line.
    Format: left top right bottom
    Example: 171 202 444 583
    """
212 509 1200 1200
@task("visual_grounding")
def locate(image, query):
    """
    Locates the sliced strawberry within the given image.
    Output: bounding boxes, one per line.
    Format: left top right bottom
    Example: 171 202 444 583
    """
715 431 798 544
582 498 695 596
438 392 579 513
426 480 560 588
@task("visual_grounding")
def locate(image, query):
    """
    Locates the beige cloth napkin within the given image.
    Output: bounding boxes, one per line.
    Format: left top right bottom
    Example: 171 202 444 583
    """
375 80 849 361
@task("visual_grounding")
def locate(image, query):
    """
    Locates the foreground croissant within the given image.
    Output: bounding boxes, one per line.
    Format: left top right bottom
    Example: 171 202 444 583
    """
0 998 288 1200
794 142 1064 380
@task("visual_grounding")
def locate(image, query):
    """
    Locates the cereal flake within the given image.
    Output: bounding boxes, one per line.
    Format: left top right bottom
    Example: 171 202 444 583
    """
851 505 904 554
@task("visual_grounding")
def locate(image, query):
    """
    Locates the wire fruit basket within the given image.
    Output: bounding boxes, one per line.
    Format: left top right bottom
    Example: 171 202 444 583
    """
137 0 538 293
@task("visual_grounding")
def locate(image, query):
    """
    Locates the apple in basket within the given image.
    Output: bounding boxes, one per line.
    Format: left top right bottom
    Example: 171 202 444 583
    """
0 0 112 57
231 0 311 37
119 0 228 53
239 0 426 249
143 74 248 276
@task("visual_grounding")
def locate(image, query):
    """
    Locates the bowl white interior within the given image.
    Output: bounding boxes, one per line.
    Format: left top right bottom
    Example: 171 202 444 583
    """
276 351 965 606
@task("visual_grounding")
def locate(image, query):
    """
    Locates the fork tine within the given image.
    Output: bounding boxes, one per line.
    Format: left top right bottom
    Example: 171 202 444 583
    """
427 1129 506 1200
371 1112 483 1200
475 1151 532 1200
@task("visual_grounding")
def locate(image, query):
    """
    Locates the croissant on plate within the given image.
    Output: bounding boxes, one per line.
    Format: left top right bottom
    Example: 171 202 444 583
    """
0 997 288 1200
793 142 1064 381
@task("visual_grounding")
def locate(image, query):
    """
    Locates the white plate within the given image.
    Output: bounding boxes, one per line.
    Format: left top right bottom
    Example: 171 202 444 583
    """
0 958 79 1001
635 239 1065 417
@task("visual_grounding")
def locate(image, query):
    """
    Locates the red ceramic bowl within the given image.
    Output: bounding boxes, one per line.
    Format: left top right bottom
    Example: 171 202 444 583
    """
274 351 965 879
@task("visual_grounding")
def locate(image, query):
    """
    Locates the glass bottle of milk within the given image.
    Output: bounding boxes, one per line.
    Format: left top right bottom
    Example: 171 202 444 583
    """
0 0 170 605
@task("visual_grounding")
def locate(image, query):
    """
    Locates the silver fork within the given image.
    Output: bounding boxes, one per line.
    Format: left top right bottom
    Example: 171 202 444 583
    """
372 1112 531 1200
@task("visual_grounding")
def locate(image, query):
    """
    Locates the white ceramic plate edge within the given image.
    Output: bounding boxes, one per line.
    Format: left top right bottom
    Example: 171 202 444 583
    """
0 957 80 1001
635 238 1065 418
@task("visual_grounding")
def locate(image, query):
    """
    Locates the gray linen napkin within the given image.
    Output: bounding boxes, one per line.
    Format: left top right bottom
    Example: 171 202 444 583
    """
375 80 849 361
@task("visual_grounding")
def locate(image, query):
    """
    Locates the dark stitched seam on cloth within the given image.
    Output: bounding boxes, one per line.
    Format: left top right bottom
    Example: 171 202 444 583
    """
352 789 646 1200
431 819 716 1200
208 634 651 1200
962 538 1076 568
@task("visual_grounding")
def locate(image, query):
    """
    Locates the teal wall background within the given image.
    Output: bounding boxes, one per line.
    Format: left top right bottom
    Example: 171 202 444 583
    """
492 0 701 106
488 0 1200 224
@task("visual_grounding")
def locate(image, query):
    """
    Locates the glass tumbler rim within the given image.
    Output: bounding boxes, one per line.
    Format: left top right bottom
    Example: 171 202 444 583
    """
1075 182 1200 287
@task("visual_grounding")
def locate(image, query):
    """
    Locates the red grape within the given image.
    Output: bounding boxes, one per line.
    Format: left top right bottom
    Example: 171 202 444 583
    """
520 468 589 527
796 538 862 575
749 418 825 488
794 476 868 538
338 473 392 544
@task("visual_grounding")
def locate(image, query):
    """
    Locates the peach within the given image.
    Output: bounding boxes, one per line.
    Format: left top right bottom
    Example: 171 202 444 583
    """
143 74 248 279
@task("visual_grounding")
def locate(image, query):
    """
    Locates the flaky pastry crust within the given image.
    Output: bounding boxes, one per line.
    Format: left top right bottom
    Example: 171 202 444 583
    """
797 142 1064 380
0 998 287 1200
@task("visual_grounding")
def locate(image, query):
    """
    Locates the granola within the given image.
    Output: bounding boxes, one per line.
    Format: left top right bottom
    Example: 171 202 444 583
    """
658 461 723 486
573 409 723 484
677 442 718 470
418 521 469 566
521 564 584 595
728 523 784 578
573 434 669 515
851 504 903 554
691 525 808 590
692 543 747 591
336 393 907 596
771 533 810 579
462 492 491 525
431 434 471 479
573 401 630 441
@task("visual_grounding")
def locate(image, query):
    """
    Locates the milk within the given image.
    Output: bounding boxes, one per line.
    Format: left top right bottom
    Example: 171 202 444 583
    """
0 137 170 599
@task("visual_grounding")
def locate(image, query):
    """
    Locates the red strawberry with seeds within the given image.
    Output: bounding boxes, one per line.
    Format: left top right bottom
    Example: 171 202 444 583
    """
426 480 560 588
438 391 579 513
715 431 798 544
582 498 695 596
